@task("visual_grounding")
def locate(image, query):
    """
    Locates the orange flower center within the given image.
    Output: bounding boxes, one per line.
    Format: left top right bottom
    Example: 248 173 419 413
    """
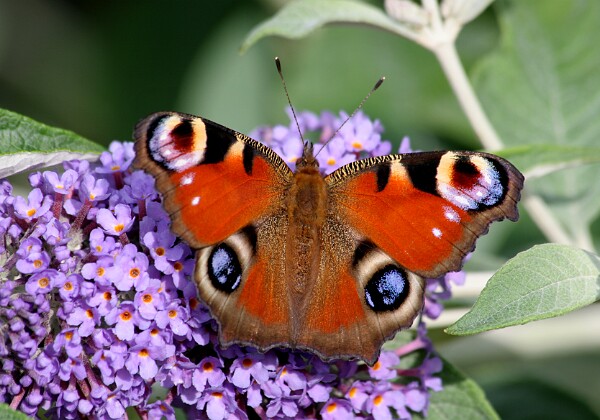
37 277 49 288
120 311 132 321
129 268 140 278
352 141 363 150
33 260 43 269
168 310 177 318
27 208 36 217
139 349 149 357
97 267 105 277
189 298 199 310
142 294 153 303
173 262 183 271
65 331 74 341
86 309 94 318
155 247 165 256
242 358 253 368
63 282 73 291
203 362 214 372
114 223 124 233
374 395 383 406
326 403 337 413
103 291 112 300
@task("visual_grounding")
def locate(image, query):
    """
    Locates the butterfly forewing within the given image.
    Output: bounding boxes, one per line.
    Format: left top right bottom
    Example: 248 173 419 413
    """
134 112 292 248
326 150 524 278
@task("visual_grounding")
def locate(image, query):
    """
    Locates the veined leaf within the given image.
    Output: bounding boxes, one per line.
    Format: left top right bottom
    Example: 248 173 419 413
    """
446 244 600 335
241 0 420 53
0 108 104 178
0 404 30 420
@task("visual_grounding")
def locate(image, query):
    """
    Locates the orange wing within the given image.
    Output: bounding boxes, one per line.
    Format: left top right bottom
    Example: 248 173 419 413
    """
134 112 295 353
134 112 292 248
325 151 524 279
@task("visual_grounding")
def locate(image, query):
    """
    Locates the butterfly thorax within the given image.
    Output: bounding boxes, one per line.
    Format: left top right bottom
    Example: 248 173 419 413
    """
286 143 327 304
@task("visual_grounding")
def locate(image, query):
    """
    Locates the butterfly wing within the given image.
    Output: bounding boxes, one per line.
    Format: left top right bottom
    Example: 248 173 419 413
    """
326 151 524 278
134 112 295 348
134 112 292 248
295 151 524 363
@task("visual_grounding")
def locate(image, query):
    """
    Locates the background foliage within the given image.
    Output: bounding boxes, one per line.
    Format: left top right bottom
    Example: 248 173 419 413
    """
1 0 599 418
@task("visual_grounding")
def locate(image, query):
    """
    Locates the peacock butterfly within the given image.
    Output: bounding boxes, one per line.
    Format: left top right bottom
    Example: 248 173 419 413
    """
133 111 523 365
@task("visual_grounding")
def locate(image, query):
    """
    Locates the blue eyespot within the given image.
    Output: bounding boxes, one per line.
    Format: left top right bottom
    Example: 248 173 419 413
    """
208 243 242 293
365 265 409 312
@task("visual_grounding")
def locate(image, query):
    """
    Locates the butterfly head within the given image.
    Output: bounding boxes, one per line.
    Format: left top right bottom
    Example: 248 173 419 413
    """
295 141 319 171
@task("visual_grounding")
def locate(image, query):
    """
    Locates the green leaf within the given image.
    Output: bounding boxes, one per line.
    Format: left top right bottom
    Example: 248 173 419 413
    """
424 357 499 420
241 0 417 53
446 244 600 335
0 404 30 420
0 108 104 178
473 0 600 230
495 144 600 178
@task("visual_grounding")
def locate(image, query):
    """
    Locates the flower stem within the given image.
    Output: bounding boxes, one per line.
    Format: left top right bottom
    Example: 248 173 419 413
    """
395 337 427 357
432 42 503 151
9 386 25 410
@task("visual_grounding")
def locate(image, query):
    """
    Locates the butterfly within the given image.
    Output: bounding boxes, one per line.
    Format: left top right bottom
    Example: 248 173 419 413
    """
133 111 524 365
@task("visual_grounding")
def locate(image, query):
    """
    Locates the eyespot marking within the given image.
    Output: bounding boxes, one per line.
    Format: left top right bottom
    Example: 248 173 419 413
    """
207 243 242 293
147 115 207 172
437 153 505 211
364 265 409 312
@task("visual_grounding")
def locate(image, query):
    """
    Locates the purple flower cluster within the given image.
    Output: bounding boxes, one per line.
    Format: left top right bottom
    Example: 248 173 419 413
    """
250 108 395 174
0 110 456 419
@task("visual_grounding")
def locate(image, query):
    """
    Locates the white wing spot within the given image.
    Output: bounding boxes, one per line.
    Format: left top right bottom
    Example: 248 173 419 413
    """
191 196 201 206
432 227 442 238
181 174 194 186
443 206 460 223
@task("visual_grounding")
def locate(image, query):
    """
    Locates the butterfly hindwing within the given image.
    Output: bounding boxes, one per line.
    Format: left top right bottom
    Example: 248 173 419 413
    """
299 225 425 364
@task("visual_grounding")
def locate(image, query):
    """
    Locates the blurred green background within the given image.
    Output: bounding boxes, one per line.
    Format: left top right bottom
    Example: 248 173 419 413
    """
0 0 499 149
1 0 598 418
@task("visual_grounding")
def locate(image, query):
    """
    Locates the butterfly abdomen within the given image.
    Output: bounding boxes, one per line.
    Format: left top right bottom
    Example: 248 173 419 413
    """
285 162 328 330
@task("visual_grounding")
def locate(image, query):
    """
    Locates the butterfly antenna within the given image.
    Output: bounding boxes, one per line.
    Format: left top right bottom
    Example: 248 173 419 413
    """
275 57 306 146
314 76 385 159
